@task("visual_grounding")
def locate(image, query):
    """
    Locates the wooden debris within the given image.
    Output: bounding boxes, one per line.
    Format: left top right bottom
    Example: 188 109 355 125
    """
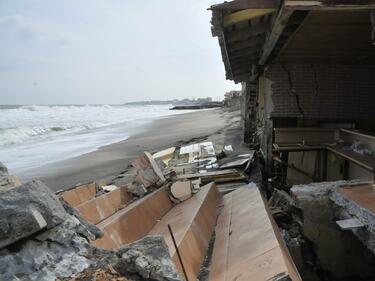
132 152 166 188
153 147 176 165
170 181 192 202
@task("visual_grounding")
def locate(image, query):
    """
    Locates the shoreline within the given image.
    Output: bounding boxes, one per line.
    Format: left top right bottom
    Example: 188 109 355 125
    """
21 108 240 191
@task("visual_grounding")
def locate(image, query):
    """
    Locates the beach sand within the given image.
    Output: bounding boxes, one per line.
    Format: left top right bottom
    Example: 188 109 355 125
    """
22 108 242 191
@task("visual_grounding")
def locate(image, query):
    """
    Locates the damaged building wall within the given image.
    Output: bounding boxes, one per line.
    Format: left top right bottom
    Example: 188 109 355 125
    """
264 64 375 120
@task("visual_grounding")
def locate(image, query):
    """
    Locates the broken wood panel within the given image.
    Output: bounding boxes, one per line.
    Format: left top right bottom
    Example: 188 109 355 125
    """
177 169 239 180
209 184 301 281
224 8 276 27
59 182 96 207
92 187 172 249
337 183 375 214
76 186 131 225
132 152 166 188
150 182 220 280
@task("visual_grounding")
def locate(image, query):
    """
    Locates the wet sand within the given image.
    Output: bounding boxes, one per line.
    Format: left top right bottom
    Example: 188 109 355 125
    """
22 108 240 191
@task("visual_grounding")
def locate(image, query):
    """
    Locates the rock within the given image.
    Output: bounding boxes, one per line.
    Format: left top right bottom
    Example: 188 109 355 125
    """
59 198 103 241
127 181 147 197
0 161 22 192
0 216 96 281
0 175 22 192
115 235 183 281
0 162 8 175
0 180 68 249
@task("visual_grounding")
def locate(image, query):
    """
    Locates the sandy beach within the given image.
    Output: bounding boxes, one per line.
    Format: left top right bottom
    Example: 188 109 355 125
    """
21 108 241 191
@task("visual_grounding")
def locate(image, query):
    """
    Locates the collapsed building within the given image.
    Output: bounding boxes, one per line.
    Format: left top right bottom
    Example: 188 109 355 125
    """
210 0 375 280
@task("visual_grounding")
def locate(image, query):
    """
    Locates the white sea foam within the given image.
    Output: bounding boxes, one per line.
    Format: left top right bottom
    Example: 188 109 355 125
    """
0 104 192 174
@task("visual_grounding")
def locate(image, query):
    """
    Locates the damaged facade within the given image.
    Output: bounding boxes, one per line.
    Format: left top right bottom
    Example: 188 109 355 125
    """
210 0 375 280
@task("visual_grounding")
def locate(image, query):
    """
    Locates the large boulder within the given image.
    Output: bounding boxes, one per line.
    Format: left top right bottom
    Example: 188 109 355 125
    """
0 216 105 281
0 180 68 249
115 235 183 281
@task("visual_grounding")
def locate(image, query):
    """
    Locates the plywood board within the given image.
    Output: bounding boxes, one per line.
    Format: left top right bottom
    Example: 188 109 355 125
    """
209 184 301 281
92 187 172 249
150 182 220 280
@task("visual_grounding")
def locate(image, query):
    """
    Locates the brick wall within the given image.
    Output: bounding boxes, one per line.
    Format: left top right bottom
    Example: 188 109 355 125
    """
265 64 375 119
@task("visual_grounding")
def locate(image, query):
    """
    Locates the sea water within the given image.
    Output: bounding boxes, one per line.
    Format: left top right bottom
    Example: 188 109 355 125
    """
0 104 191 175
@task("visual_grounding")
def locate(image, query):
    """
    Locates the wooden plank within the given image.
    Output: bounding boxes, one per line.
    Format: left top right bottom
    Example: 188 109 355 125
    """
226 24 270 44
178 169 240 180
150 182 220 280
327 145 375 172
224 8 276 27
227 36 265 52
259 7 294 65
92 187 172 249
209 184 301 281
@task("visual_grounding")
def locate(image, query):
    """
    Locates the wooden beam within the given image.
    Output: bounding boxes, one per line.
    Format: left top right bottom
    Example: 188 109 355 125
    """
226 24 270 44
371 10 375 44
259 7 293 65
224 8 276 27
227 36 265 52
210 0 277 11
229 48 260 58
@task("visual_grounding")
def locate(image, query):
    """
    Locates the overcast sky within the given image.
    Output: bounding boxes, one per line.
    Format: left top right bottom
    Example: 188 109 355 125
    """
0 0 240 105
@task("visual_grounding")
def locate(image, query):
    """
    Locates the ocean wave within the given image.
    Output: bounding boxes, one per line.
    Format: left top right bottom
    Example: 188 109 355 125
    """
0 104 184 148
0 124 94 147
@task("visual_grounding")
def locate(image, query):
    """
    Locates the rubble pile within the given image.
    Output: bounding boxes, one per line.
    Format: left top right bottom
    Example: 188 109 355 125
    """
0 140 261 280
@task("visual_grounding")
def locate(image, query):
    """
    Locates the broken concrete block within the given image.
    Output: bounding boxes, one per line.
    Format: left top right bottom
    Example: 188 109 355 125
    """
170 181 192 201
0 161 8 175
127 181 147 197
0 174 22 192
0 216 94 281
114 235 183 281
132 152 166 188
0 180 68 249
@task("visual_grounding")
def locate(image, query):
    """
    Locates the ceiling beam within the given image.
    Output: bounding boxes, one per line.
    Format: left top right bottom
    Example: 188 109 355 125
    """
259 7 293 65
229 48 261 58
224 8 276 27
226 24 270 44
227 36 265 52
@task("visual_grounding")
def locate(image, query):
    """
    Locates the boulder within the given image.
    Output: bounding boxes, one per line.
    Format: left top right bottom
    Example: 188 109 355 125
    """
0 162 22 192
0 180 68 249
115 235 183 281
0 216 99 281
0 162 8 175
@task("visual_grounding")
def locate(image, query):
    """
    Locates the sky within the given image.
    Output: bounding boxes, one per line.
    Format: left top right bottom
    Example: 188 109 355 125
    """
0 0 240 105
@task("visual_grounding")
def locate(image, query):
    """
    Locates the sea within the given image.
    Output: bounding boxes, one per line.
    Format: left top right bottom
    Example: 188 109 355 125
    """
0 104 191 175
